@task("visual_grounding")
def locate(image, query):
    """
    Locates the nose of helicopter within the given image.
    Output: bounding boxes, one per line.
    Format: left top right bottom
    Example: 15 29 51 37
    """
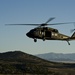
26 31 34 38
26 32 32 38
26 32 30 37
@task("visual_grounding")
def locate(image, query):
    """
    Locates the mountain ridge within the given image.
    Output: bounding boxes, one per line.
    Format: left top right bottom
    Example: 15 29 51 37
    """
36 52 75 62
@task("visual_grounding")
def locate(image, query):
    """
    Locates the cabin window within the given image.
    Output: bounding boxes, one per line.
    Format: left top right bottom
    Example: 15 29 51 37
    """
52 32 58 37
55 33 58 36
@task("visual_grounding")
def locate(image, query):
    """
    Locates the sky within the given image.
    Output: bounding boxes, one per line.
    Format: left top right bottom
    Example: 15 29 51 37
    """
0 0 75 54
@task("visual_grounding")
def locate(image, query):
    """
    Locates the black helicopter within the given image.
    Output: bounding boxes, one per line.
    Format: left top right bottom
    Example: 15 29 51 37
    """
6 17 75 45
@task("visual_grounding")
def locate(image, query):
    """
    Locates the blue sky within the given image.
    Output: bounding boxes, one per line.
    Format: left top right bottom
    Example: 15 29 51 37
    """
0 0 75 54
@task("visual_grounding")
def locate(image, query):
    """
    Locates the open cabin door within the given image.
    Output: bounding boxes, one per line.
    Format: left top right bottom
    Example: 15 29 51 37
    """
45 31 51 37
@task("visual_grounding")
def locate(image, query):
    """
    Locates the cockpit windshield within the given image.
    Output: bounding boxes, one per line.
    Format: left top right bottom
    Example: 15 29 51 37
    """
30 29 36 32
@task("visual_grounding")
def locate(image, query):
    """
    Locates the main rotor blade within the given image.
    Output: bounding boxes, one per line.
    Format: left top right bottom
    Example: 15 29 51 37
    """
47 22 75 25
5 24 40 26
45 17 55 24
5 22 75 26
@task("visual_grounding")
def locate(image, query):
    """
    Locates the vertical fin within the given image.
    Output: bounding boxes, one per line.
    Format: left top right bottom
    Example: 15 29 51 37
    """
71 32 75 38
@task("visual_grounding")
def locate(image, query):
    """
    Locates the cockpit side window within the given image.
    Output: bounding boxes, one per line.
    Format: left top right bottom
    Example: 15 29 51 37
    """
52 29 58 33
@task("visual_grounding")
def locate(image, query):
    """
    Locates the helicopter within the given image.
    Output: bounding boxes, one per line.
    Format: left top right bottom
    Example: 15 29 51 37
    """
6 17 75 45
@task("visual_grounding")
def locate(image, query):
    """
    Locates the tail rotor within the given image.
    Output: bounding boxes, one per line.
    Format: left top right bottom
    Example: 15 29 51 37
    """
70 22 75 33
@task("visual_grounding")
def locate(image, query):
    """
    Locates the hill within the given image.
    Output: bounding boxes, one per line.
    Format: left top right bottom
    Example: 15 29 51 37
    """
0 51 75 75
36 52 75 63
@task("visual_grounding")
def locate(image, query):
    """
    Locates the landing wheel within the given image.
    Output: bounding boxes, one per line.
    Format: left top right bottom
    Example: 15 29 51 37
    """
42 36 45 41
34 39 37 42
43 38 45 41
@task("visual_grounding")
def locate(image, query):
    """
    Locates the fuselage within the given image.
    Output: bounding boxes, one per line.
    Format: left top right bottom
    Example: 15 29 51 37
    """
26 27 70 41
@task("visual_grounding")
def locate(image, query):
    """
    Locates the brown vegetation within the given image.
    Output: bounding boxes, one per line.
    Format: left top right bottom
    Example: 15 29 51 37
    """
0 51 75 75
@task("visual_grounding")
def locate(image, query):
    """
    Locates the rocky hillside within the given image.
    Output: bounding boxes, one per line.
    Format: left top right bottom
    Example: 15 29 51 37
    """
0 51 75 75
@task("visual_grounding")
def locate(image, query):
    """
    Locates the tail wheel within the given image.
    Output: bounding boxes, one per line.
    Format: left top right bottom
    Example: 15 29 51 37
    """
67 41 70 45
34 39 37 42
